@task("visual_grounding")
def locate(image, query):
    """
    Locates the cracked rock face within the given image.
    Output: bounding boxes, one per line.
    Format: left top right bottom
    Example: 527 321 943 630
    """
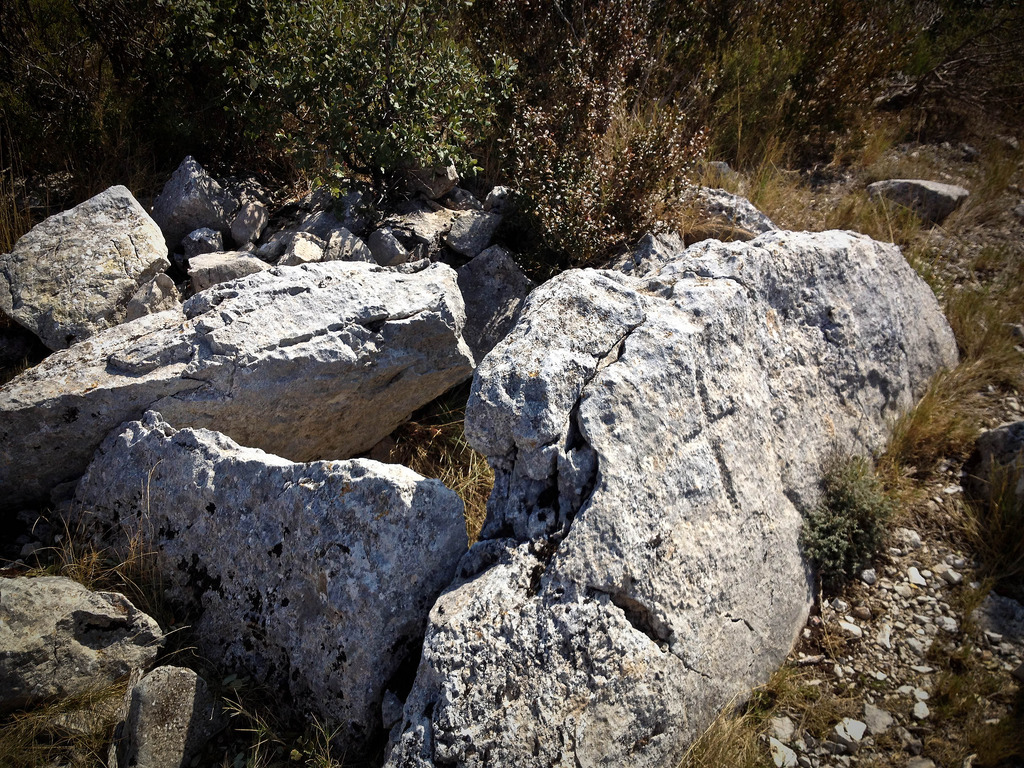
0 576 163 715
0 261 474 515
72 412 467 749
0 185 170 350
385 230 957 768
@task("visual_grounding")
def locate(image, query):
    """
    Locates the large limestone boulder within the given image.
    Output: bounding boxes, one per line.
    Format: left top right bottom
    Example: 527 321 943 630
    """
0 576 163 714
0 185 170 350
385 230 957 768
151 157 238 251
73 412 468 748
0 261 474 514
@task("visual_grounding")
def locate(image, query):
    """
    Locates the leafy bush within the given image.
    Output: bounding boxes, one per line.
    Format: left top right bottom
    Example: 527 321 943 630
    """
801 454 894 591
183 0 503 188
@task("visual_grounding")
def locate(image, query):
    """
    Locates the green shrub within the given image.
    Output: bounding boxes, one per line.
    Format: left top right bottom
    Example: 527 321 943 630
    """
186 0 503 189
801 453 894 591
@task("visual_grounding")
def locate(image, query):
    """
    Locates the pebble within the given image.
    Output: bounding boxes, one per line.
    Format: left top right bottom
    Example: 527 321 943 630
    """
834 718 867 751
860 569 877 586
941 569 963 586
913 700 930 719
771 715 796 742
839 621 863 639
876 623 892 649
770 737 798 768
913 688 930 701
936 615 958 633
863 702 893 735
907 759 936 768
908 567 927 586
852 606 872 621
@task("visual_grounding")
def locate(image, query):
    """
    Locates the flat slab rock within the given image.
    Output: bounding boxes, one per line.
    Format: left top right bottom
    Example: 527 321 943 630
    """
0 576 163 714
0 185 170 350
0 261 474 514
866 179 969 224
385 230 957 768
72 412 468 749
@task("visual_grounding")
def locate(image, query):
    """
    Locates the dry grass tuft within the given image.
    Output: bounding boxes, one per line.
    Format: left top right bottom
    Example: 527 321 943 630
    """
0 681 128 768
377 383 494 544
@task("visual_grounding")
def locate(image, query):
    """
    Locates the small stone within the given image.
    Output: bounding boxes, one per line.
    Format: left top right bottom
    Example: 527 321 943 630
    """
908 567 927 587
833 718 867 752
906 637 926 656
852 606 872 621
907 759 936 768
839 621 863 639
896 528 923 549
936 616 958 633
895 583 914 598
860 568 877 586
898 727 923 755
941 569 963 586
876 623 892 649
863 702 893 735
770 715 796 742
770 736 799 768
910 665 934 674
913 700 930 719
831 598 851 613
913 688 930 701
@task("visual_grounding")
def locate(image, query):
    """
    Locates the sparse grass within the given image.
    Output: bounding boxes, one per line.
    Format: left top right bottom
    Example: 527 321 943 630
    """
963 460 1024 600
677 665 860 768
825 191 924 246
0 680 128 768
922 638 1024 767
377 383 493 544
218 686 356 768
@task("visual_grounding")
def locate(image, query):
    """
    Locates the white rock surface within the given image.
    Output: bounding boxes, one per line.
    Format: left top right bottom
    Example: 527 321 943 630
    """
0 185 169 349
0 576 163 714
73 413 467 747
188 251 270 292
385 230 957 767
0 261 474 514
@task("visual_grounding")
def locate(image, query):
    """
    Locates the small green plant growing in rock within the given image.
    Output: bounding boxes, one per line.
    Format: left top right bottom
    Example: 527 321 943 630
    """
801 453 894 592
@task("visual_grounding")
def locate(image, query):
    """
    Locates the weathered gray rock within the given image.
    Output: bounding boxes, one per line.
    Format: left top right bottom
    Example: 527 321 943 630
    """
181 227 223 261
0 576 163 714
151 157 238 250
963 420 1024 508
866 179 970 224
188 251 270 292
231 201 269 246
443 187 483 211
0 185 170 350
279 232 326 266
408 161 459 200
444 210 502 258
113 666 222 768
369 227 413 266
255 231 293 261
694 187 778 234
456 246 534 363
610 231 688 277
73 413 468 746
0 261 474 513
126 274 182 322
484 186 511 214
386 230 956 768
384 204 456 255
326 228 374 263
972 593 1024 638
